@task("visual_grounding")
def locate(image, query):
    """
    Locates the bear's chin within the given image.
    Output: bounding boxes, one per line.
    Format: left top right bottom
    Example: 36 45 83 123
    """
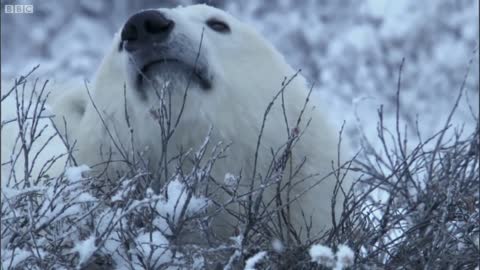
140 62 191 89
136 61 211 92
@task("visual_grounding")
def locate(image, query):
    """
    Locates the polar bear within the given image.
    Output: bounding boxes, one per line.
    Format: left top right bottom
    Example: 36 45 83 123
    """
51 4 351 242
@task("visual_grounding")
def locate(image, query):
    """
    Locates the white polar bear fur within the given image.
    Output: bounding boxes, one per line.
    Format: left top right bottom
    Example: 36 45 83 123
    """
50 4 351 241
1 80 69 188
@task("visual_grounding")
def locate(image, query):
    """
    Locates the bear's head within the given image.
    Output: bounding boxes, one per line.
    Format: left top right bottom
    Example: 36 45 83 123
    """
73 4 312 174
102 4 300 96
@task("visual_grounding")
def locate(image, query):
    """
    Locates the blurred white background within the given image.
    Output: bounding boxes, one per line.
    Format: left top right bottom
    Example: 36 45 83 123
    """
1 0 478 150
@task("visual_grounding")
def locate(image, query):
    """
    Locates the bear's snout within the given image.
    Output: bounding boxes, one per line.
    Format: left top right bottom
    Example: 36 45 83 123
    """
121 10 174 52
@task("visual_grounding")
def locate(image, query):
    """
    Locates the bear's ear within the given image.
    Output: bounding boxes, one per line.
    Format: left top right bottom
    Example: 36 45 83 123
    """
51 85 88 127
71 95 86 117
67 87 87 119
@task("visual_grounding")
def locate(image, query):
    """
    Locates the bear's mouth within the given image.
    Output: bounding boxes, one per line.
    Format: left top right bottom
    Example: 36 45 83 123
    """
136 59 212 90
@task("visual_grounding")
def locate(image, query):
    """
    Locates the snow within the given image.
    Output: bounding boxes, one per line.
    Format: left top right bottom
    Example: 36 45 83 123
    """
1 249 32 269
65 165 91 182
309 244 335 268
335 245 355 270
158 178 209 224
271 238 284 253
309 244 355 270
79 0 108 14
75 192 97 203
244 251 267 270
229 234 243 247
433 37 470 68
72 235 97 267
192 256 206 269
224 172 239 187
1 186 46 199
133 231 173 268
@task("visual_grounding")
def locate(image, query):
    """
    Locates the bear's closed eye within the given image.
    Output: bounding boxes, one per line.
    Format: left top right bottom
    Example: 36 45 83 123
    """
206 18 230 33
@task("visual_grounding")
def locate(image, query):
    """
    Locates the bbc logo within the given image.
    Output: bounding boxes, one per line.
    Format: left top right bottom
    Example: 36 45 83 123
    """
4 5 34 14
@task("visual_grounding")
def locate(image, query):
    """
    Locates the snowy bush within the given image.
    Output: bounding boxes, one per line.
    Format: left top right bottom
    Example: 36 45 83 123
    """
2 60 478 269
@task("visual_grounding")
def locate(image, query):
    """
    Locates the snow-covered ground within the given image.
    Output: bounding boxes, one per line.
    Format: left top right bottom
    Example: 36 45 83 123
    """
2 0 478 152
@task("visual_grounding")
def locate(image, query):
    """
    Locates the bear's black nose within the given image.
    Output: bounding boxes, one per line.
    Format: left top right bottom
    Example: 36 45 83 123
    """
121 10 174 51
